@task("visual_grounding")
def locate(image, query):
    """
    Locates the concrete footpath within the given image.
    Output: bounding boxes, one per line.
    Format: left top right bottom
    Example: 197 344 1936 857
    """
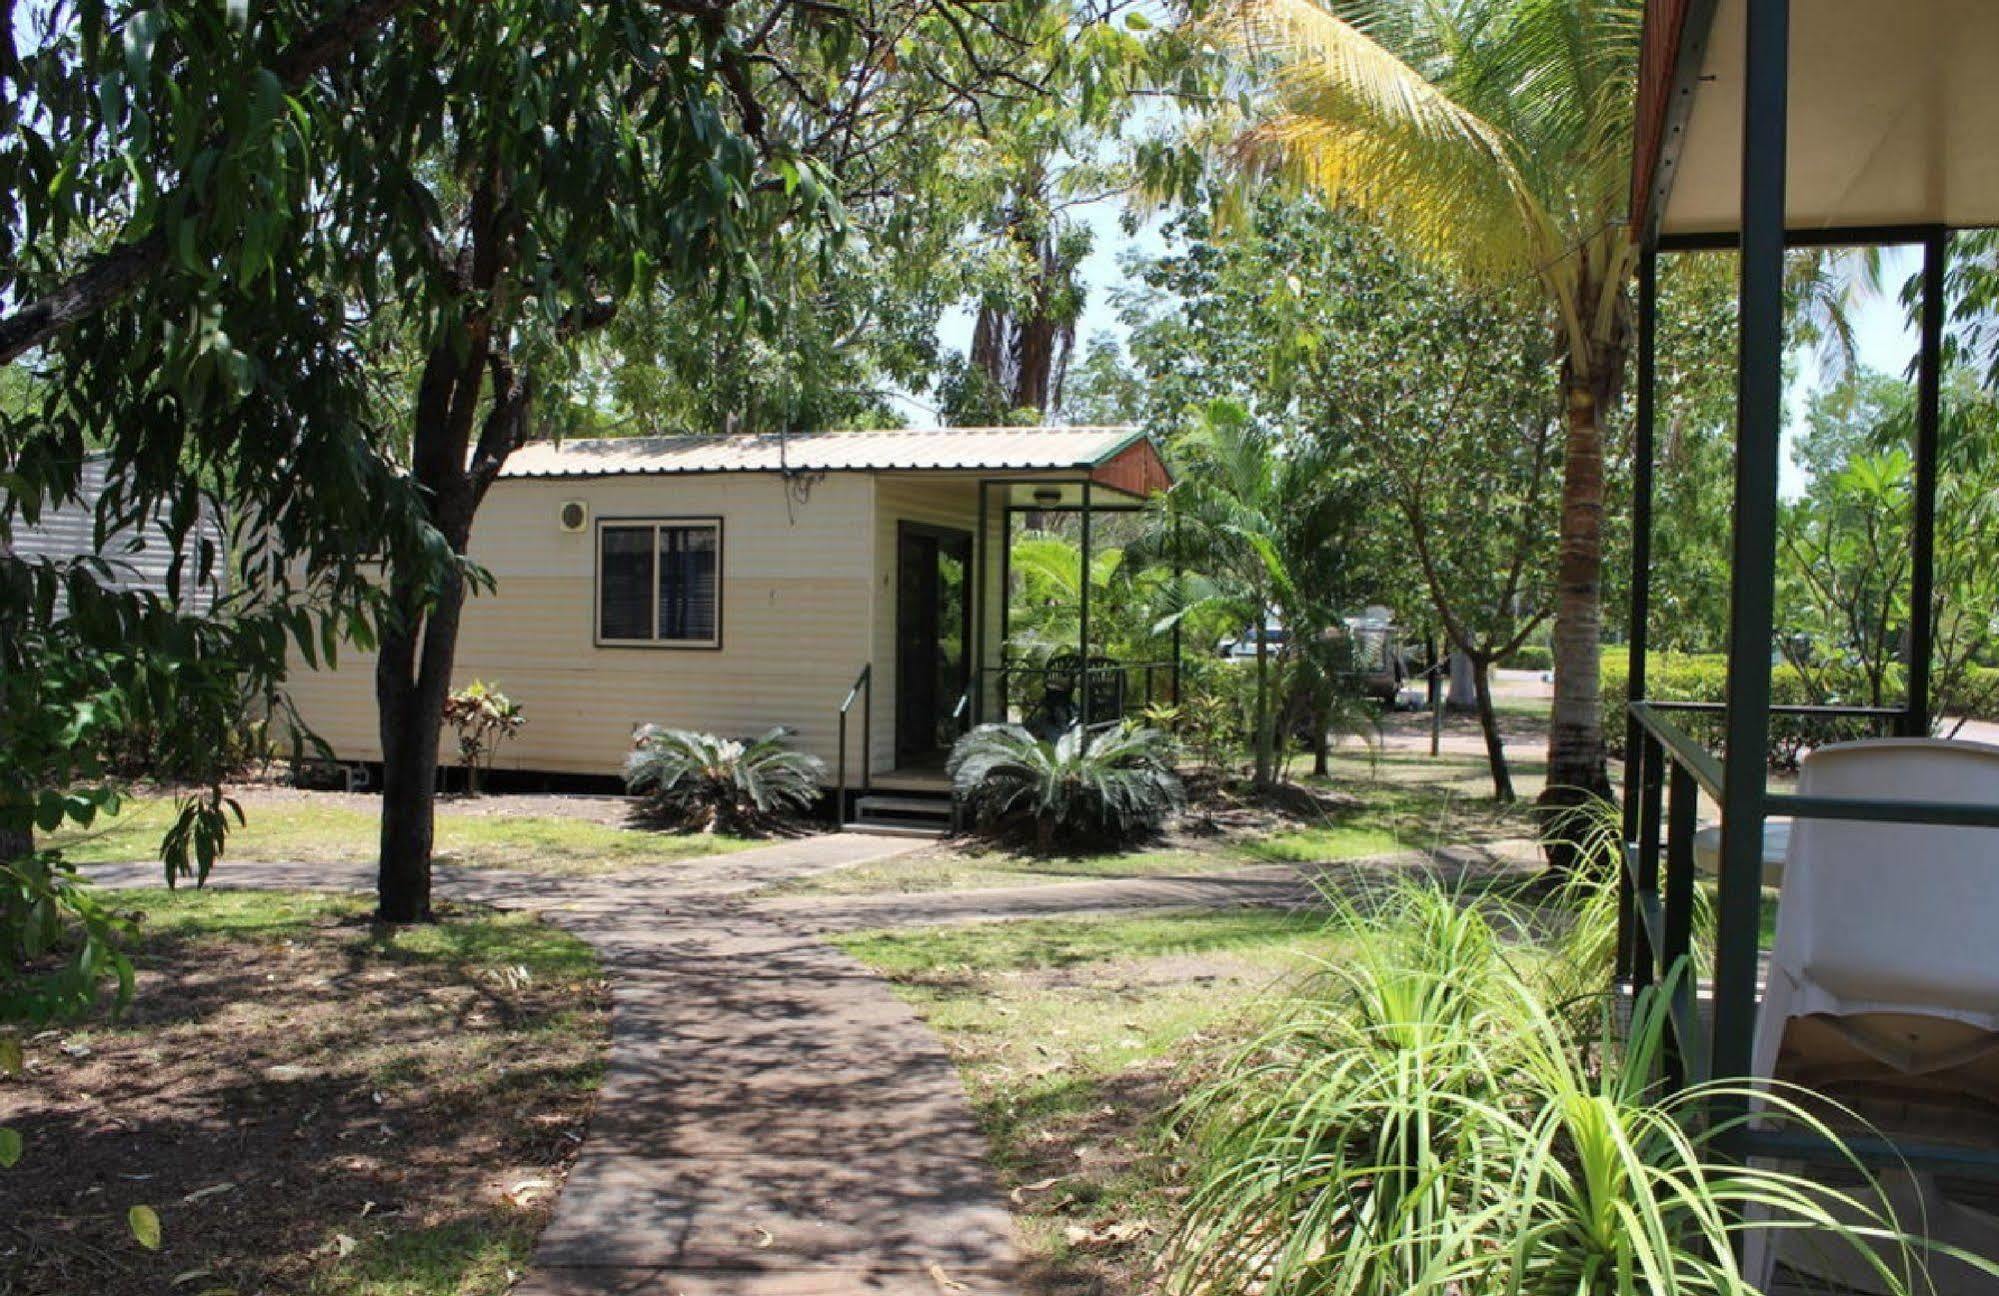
91 834 1022 1295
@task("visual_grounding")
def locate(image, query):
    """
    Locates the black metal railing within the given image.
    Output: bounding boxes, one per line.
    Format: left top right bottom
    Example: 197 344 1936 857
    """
1618 697 1999 1170
834 662 872 826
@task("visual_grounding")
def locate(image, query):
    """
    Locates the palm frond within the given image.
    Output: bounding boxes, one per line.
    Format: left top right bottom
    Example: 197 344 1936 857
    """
1212 0 1546 278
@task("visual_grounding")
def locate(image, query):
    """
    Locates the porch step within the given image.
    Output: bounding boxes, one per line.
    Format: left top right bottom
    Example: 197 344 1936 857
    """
855 794 954 819
843 790 955 839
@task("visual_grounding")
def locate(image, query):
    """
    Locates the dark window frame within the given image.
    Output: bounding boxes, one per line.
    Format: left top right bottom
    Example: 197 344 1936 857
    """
593 516 724 650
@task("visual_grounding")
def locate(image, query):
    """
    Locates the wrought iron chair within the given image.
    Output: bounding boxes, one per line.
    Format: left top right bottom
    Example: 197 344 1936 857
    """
1023 652 1083 740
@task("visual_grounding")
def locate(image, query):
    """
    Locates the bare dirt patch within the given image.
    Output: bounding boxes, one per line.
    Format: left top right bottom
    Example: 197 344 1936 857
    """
0 896 607 1295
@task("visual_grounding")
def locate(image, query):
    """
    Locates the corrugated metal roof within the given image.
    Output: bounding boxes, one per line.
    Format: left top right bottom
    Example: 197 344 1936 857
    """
4 456 227 614
499 426 1148 479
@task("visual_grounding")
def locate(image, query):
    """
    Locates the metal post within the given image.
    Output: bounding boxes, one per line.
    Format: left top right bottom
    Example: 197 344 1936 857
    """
1619 247 1660 984
1079 480 1093 730
1171 506 1184 705
1905 228 1946 737
1663 761 1699 1088
974 481 989 725
999 504 1014 720
1633 733 1666 992
860 665 872 795
1712 0 1790 1094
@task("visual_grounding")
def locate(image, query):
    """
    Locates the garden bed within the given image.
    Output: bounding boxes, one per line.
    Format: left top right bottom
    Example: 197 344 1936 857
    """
0 890 608 1295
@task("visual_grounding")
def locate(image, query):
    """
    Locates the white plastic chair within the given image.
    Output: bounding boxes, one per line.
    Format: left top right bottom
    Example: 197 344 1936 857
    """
1747 738 1999 1294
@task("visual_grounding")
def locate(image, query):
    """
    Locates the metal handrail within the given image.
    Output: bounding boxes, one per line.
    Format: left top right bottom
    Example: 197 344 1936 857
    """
1645 699 1906 719
1627 702 1726 800
835 662 871 826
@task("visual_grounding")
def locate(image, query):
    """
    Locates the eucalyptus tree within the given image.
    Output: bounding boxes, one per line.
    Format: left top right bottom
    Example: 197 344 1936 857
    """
1199 0 1640 819
1 0 1119 925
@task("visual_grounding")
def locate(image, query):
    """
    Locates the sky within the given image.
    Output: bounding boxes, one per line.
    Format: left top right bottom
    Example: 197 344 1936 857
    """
918 205 1928 503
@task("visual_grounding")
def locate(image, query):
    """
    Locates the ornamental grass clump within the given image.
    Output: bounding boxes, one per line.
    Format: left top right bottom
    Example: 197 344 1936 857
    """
623 726 824 834
1168 878 1925 1296
948 723 1184 854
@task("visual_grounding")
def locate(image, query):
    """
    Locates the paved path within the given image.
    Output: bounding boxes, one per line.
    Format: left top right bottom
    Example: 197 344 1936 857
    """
90 834 1022 1295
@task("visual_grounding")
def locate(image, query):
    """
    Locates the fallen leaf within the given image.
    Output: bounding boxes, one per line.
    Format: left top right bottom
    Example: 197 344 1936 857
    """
182 1183 236 1204
928 1262 969 1292
128 1204 162 1250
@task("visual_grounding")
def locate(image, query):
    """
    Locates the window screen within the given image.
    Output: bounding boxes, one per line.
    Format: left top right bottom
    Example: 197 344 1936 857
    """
597 521 721 645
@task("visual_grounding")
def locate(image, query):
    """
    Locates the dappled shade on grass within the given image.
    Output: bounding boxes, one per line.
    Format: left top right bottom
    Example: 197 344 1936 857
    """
45 789 758 875
0 889 606 1296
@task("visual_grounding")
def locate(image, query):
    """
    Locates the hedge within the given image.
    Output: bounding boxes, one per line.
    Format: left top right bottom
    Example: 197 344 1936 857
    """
1498 645 1553 672
1604 655 1999 766
1603 653 1886 770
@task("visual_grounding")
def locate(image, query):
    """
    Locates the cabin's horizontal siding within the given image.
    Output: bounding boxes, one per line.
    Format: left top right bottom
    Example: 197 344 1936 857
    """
285 473 876 777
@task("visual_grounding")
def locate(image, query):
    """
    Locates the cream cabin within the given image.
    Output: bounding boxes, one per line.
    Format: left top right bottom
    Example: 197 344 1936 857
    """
284 427 1175 816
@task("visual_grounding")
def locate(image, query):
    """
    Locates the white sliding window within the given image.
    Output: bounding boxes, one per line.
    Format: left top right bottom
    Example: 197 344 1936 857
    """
595 519 721 648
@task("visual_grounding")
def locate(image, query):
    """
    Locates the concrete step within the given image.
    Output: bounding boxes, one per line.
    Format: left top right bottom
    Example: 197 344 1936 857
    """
854 794 954 820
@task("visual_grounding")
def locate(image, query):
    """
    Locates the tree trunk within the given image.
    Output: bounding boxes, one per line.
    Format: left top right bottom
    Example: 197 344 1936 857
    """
1539 370 1617 864
1470 656 1514 802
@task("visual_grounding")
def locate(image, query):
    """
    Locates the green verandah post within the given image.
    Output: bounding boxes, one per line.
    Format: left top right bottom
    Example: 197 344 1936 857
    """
1902 227 1947 737
1711 0 1790 1110
1618 247 1659 984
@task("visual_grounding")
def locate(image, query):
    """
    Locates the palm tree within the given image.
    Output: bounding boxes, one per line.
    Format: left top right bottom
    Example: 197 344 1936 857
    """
1148 401 1366 788
1207 0 1641 820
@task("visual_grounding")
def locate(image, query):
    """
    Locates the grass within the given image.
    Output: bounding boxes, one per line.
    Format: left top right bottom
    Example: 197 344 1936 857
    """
1242 822 1405 864
837 909 1353 1290
838 909 1337 978
10 887 605 1296
114 887 601 981
47 793 757 875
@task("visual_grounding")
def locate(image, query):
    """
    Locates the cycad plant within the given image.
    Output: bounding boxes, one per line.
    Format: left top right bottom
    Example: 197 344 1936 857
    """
1169 878 1923 1296
948 723 1185 854
623 726 825 834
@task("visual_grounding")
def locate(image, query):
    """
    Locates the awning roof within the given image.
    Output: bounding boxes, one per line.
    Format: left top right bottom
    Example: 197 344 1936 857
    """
499 426 1171 493
1633 0 1999 240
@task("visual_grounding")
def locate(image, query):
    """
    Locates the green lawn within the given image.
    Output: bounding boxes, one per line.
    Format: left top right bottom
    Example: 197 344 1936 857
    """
47 794 756 875
9 889 606 1296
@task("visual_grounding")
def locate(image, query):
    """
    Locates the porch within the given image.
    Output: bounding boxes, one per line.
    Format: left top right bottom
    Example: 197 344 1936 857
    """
833 436 1180 827
1624 0 1999 1284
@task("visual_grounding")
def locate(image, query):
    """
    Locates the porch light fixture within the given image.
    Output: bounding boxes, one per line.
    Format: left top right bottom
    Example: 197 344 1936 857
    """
1032 486 1063 507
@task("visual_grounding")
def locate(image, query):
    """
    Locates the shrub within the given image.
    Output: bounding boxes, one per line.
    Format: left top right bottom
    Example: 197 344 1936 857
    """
1602 653 1879 770
623 726 825 833
1500 643 1553 672
948 723 1185 854
1168 878 1926 1296
441 680 525 795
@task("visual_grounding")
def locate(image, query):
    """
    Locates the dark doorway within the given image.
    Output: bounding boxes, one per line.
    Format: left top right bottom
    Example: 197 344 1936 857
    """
895 522 973 767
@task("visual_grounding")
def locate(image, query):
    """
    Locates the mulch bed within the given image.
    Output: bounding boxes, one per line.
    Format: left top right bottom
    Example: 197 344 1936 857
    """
0 904 608 1295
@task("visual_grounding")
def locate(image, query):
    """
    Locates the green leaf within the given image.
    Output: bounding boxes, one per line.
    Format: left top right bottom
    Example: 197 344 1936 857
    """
129 1204 162 1250
0 1127 21 1168
0 1034 21 1077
